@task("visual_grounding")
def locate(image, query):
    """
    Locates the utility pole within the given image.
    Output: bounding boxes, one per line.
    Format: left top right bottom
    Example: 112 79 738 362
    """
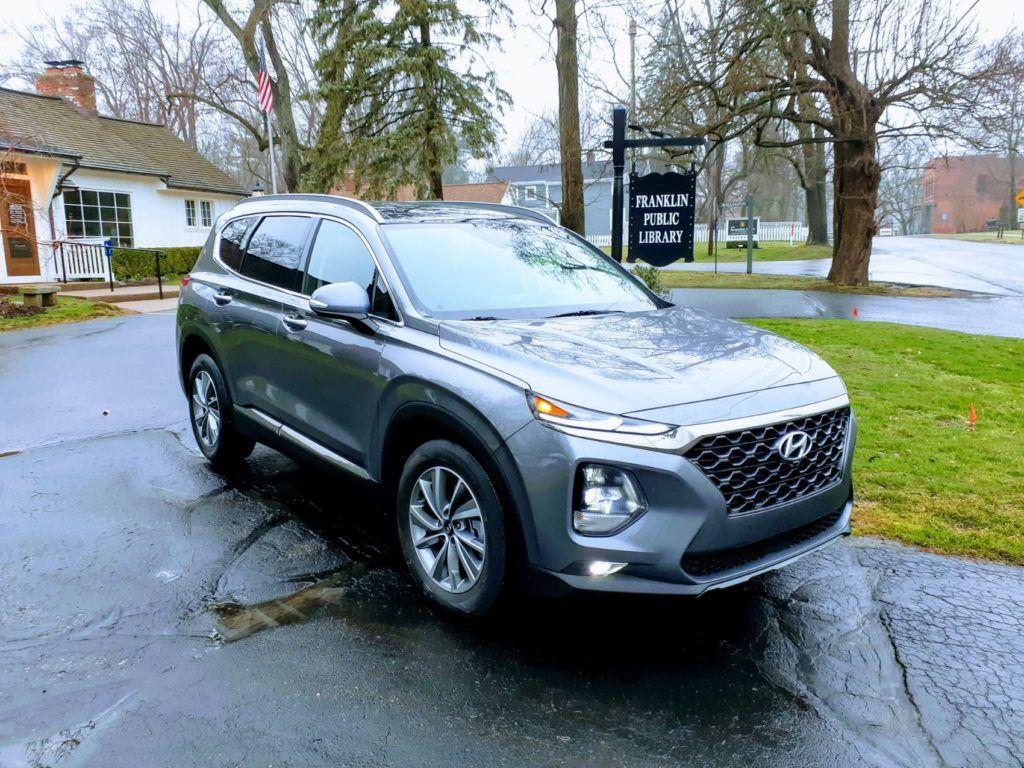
745 194 754 274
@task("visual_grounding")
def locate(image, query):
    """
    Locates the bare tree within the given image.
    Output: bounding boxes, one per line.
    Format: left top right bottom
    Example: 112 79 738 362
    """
551 0 586 235
199 0 309 192
634 0 982 285
958 31 1024 228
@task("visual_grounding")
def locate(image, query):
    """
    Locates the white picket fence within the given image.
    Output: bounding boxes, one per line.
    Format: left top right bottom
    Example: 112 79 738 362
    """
588 221 809 248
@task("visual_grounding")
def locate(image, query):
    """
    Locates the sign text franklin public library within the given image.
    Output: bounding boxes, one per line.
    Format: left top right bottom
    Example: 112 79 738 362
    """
633 193 691 244
628 171 697 265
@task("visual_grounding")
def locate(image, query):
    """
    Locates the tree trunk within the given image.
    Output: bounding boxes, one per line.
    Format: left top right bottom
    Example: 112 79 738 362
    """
1009 148 1018 230
553 0 585 236
418 19 445 200
827 131 880 285
805 135 829 244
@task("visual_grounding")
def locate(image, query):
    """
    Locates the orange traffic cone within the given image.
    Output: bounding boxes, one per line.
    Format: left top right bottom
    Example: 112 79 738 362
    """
968 403 978 427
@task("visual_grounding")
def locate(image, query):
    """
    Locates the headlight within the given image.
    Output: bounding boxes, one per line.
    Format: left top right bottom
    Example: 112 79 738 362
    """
528 392 680 448
573 464 647 534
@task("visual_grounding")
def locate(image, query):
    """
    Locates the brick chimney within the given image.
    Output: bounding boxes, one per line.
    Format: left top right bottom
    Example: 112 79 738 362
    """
35 60 97 116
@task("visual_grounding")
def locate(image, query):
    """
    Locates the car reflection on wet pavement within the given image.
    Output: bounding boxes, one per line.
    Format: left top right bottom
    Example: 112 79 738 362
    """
1 316 1023 767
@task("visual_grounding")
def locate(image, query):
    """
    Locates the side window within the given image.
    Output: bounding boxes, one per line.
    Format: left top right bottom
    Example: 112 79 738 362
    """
218 216 257 271
239 215 312 292
303 219 377 298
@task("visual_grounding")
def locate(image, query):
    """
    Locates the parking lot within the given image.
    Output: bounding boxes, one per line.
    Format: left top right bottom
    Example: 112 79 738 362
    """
2 314 1023 767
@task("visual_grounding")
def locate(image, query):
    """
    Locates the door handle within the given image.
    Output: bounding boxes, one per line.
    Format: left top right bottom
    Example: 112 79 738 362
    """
213 290 233 305
282 313 308 332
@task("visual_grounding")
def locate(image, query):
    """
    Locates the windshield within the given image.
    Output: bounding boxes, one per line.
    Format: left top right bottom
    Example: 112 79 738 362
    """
381 219 660 320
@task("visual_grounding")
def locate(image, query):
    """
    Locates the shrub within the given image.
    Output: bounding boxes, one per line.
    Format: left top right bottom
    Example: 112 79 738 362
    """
631 264 665 294
111 246 202 280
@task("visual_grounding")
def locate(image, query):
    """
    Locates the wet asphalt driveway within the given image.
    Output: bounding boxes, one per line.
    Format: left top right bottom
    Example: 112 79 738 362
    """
2 315 1023 767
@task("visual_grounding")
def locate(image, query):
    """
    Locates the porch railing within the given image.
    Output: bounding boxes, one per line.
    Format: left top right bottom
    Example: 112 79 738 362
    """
53 240 111 285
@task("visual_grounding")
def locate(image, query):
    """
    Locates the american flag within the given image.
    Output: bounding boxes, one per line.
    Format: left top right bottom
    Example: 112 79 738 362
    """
257 40 274 113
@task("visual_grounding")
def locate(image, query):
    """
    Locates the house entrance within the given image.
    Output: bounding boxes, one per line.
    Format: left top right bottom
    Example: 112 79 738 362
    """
1 178 41 278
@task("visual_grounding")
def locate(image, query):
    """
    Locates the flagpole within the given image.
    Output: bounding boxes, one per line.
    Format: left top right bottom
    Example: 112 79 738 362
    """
266 111 278 195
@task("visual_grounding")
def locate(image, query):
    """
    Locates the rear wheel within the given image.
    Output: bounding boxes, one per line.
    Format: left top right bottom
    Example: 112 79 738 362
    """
396 440 506 616
188 354 254 468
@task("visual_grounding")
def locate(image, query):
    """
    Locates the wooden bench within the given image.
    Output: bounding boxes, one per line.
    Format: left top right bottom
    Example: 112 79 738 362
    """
19 284 61 308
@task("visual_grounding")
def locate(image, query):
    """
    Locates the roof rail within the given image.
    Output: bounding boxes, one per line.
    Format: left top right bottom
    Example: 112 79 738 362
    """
394 200 556 226
239 193 384 223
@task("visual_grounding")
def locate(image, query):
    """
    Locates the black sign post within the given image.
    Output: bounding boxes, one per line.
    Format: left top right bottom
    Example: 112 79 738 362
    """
628 171 697 266
603 106 705 263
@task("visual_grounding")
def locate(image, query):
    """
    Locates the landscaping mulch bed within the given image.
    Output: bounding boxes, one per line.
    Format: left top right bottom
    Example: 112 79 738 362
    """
0 299 44 319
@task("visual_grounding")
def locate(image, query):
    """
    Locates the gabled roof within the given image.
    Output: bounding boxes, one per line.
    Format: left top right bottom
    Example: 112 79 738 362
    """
0 87 246 196
442 181 509 203
487 160 613 184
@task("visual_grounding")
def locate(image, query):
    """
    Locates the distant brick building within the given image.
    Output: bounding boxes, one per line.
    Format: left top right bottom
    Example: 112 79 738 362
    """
914 155 1015 234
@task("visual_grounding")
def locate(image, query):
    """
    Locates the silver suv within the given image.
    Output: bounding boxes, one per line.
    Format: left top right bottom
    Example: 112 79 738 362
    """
176 195 856 615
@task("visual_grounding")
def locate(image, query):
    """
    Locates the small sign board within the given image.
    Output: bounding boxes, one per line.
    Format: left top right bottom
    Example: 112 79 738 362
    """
1016 189 1024 207
726 217 759 247
103 239 113 257
7 203 26 227
627 171 697 266
1018 208 1024 224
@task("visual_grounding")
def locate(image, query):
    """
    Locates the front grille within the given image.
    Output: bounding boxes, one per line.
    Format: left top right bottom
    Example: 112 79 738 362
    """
684 407 850 515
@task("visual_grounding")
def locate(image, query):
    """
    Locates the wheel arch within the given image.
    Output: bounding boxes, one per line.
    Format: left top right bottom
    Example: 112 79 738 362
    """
378 395 539 576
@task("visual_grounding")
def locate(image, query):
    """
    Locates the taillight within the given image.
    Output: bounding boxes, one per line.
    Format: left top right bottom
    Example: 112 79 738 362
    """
180 274 191 286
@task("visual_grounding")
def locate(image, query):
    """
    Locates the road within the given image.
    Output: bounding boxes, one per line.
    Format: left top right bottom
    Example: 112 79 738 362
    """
2 314 1023 767
669 288 1024 338
668 235 1024 296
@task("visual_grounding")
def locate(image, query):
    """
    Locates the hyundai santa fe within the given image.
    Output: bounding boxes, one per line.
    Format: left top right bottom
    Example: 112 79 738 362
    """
176 195 856 616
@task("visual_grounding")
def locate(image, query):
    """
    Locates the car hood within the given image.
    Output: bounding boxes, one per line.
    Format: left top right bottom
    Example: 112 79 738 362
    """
437 305 841 416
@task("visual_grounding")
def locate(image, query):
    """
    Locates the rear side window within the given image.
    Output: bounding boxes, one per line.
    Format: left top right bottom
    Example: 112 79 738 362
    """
239 215 313 292
303 219 377 296
218 216 257 271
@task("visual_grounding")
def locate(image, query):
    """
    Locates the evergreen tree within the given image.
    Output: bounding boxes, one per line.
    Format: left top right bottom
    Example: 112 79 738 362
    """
306 0 509 198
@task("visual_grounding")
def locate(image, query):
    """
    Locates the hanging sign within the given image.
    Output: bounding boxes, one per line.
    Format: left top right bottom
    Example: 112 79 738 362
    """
627 171 697 266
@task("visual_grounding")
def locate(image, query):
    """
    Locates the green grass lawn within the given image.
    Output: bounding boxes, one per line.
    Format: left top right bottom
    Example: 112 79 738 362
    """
928 231 1024 245
603 242 832 263
658 270 958 297
0 295 122 332
749 319 1024 564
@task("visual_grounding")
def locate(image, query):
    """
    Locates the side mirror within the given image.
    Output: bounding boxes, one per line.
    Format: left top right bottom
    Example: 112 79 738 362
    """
309 281 370 320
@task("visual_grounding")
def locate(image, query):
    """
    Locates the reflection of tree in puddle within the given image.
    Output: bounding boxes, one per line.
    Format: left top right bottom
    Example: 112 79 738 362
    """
214 563 371 642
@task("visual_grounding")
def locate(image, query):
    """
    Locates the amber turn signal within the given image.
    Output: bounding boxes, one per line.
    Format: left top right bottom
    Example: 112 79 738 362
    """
532 395 570 418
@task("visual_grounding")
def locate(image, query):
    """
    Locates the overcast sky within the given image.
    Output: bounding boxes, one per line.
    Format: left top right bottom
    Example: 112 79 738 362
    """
4 0 1020 155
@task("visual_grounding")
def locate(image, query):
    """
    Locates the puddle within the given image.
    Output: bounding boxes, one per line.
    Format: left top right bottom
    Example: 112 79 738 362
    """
213 563 373 642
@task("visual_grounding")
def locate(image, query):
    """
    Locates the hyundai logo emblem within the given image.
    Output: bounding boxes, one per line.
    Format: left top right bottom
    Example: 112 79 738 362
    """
776 430 813 461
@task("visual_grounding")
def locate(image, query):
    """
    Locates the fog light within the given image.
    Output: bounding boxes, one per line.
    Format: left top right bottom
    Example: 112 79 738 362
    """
587 561 627 577
573 464 647 535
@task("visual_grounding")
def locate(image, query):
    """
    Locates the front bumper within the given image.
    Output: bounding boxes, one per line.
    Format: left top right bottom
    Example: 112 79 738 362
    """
504 412 857 596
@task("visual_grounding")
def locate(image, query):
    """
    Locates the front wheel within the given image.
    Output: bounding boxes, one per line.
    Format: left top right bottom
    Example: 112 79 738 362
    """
396 440 506 616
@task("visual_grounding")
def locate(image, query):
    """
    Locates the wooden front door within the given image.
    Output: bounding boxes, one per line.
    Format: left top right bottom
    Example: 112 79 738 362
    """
1 179 41 278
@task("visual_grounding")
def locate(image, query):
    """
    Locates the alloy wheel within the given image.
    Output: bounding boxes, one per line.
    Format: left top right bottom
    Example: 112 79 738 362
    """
408 466 486 594
191 370 221 449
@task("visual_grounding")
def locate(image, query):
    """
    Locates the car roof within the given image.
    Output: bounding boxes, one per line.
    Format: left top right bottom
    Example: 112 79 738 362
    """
230 194 555 227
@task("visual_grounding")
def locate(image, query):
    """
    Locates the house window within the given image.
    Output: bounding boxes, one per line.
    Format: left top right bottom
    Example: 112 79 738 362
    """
200 200 212 227
185 199 196 227
63 188 133 247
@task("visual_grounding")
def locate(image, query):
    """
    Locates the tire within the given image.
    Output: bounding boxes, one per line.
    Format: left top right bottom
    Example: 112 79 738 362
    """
187 353 255 468
396 439 507 617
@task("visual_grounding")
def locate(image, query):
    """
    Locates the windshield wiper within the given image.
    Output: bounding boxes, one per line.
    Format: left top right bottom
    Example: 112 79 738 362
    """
463 315 504 321
546 309 624 319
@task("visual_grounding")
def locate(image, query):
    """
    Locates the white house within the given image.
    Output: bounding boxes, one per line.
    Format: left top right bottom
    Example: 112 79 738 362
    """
0 61 247 285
